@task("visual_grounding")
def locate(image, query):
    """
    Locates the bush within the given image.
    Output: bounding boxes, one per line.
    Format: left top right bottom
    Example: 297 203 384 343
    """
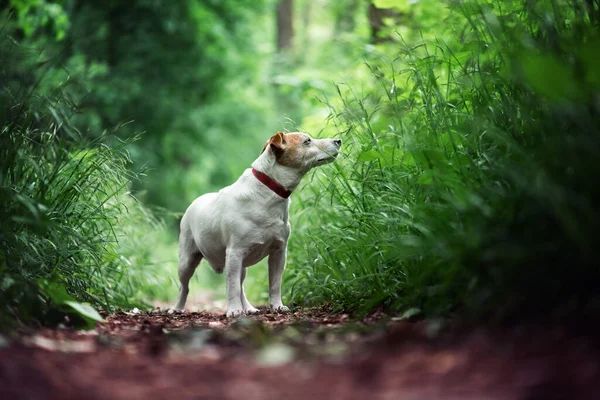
285 0 600 320
0 32 166 329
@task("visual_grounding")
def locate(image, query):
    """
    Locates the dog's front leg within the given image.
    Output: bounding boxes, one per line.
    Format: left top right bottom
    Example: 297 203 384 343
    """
225 248 245 318
268 248 290 313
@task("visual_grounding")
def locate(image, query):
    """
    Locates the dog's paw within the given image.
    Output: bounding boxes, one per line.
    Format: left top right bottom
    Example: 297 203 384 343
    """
167 308 184 315
271 305 290 314
244 306 260 315
226 309 244 318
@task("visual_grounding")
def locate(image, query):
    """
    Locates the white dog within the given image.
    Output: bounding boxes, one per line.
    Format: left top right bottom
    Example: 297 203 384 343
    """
175 132 342 317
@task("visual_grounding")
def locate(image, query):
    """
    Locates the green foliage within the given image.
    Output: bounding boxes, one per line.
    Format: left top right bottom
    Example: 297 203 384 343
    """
284 0 600 320
1 1 286 323
3 0 276 213
8 0 69 40
60 0 275 213
372 0 411 11
3 0 599 326
0 31 168 329
38 278 105 328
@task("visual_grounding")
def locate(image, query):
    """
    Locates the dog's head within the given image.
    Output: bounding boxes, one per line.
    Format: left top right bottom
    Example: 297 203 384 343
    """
260 132 342 170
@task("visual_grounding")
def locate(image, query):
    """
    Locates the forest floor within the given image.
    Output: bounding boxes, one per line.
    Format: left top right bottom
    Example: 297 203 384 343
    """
1 301 599 400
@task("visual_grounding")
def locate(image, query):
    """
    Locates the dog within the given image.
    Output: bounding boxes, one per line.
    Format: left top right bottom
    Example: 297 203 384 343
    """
174 131 342 317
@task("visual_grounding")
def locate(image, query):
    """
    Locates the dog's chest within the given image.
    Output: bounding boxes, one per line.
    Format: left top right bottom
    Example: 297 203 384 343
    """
242 239 281 267
237 207 289 266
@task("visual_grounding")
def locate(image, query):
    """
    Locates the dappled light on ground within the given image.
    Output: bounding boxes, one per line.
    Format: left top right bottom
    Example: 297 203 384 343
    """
2 309 599 400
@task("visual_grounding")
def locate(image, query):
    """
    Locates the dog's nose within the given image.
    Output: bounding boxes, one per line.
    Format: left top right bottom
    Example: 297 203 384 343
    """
334 139 342 147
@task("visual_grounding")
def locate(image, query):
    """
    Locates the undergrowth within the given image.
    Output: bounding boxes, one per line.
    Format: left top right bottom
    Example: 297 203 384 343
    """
0 31 170 329
286 0 600 321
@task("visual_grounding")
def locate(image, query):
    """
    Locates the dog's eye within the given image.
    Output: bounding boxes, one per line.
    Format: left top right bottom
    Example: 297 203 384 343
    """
303 138 311 145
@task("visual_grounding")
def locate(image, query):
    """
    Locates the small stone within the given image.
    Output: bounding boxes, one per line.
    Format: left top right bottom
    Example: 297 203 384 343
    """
256 343 295 367
0 334 8 349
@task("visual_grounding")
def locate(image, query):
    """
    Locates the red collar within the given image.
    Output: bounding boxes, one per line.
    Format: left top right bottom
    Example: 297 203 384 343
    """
252 168 292 199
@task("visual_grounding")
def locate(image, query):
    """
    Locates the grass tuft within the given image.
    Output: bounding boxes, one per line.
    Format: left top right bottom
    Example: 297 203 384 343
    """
285 0 600 321
0 30 171 329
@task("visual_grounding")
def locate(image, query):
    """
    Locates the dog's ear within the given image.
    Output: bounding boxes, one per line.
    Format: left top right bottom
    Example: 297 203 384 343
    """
261 132 286 157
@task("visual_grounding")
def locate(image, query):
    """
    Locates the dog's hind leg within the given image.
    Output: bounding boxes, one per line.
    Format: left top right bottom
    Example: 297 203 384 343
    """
174 234 203 311
240 268 259 315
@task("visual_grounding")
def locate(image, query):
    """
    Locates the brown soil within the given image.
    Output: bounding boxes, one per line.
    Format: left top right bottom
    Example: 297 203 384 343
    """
1 307 599 400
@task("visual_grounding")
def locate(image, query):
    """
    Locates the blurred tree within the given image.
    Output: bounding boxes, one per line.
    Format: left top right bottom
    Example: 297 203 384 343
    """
299 0 310 49
65 0 215 136
1 0 69 40
2 0 274 212
368 2 404 43
333 0 360 35
276 0 293 52
586 0 599 26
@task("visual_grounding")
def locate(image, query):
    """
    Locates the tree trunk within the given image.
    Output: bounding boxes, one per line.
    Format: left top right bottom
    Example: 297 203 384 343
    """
586 0 599 27
276 0 294 52
368 2 403 43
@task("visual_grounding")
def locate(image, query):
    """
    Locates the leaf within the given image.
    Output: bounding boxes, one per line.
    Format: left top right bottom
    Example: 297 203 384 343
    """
38 278 75 303
520 53 582 100
410 149 448 169
373 0 412 11
416 170 434 185
579 37 600 88
64 301 105 328
439 130 464 152
358 149 382 162
392 307 422 320
38 278 104 329
358 146 401 168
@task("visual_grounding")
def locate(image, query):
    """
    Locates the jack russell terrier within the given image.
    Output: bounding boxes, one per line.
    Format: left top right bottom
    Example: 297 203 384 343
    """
175 132 342 317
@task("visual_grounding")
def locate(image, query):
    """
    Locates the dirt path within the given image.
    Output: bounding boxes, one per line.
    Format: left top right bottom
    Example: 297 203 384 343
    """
1 307 599 400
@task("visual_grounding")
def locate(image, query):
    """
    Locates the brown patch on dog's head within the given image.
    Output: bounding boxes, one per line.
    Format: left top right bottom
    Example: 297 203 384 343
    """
274 133 308 168
259 132 313 168
279 133 303 148
261 132 286 157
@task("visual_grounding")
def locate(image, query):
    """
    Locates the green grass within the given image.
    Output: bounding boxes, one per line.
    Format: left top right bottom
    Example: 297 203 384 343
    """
3 0 600 327
282 0 600 320
0 32 178 329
